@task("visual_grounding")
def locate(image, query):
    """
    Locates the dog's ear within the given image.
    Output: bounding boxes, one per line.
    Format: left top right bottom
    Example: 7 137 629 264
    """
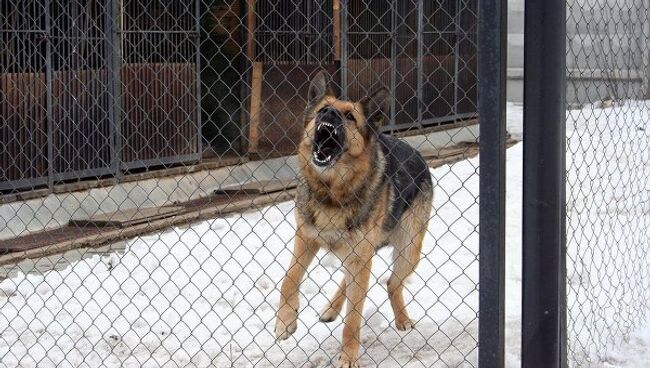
307 70 334 104
361 88 390 133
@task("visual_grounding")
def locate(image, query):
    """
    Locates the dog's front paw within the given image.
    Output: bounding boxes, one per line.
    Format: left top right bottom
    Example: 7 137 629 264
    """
395 317 415 331
275 307 298 340
318 304 340 323
337 356 360 368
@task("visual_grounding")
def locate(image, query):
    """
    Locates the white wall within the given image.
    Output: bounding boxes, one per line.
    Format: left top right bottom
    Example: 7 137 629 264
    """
507 0 648 103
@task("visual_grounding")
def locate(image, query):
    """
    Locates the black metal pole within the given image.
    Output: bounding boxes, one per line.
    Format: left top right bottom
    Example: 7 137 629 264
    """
195 0 203 162
340 0 348 100
45 1 53 190
521 0 567 366
478 0 507 366
111 0 123 177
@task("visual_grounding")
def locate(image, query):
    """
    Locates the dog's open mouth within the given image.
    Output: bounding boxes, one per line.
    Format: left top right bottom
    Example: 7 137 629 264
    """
312 122 344 167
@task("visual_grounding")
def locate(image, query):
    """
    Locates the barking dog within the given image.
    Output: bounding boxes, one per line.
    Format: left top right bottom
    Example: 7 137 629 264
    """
275 71 434 368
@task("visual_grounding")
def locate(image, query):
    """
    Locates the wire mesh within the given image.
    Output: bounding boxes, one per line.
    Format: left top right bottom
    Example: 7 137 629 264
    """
566 0 650 365
0 0 479 367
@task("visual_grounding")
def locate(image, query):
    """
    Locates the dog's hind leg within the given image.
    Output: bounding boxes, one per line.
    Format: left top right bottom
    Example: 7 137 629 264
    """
339 254 372 368
319 274 346 322
387 233 423 331
387 201 430 331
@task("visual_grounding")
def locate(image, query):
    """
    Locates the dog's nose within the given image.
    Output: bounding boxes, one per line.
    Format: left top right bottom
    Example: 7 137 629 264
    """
318 106 341 122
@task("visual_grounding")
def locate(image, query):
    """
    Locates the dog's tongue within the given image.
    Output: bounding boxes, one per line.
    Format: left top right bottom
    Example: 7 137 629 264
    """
318 145 333 155
315 147 331 161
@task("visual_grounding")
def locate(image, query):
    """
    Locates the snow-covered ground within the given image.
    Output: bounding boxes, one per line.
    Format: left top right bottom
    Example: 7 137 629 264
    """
503 100 650 367
0 154 481 367
564 100 650 366
0 102 648 367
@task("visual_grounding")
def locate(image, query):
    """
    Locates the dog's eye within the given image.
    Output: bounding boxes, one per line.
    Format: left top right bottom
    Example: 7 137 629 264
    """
345 111 356 122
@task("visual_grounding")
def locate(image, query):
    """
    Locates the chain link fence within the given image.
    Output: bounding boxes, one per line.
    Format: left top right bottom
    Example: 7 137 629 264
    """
566 0 650 365
1 1 480 367
7 0 649 367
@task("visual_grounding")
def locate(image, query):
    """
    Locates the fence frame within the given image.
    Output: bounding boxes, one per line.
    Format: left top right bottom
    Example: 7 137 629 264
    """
477 0 507 366
339 0 478 133
1 1 499 366
0 0 203 192
521 0 568 367
2 0 479 193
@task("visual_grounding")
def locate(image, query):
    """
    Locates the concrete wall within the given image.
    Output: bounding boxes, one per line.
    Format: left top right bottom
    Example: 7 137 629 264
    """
507 0 648 103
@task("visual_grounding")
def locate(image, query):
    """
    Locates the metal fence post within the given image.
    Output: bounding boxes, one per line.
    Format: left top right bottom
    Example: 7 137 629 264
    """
416 0 423 125
389 0 397 128
45 0 53 189
195 0 203 162
107 0 118 177
111 0 123 177
641 12 650 99
478 0 507 366
521 0 567 366
453 0 461 116
340 0 348 100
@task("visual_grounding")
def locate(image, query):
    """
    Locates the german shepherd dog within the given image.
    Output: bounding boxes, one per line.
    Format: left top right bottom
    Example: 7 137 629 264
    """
275 71 433 367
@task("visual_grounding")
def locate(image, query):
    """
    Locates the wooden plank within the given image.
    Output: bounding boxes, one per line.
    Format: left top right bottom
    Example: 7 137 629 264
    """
426 146 480 168
214 179 297 195
0 227 105 254
420 146 470 160
69 206 185 228
0 190 296 266
246 0 256 61
248 61 263 153
333 0 341 60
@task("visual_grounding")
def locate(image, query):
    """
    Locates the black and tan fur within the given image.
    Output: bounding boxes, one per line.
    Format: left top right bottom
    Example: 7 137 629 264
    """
275 71 434 368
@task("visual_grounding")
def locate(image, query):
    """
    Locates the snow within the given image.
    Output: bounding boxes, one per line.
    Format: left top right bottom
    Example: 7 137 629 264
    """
503 100 650 367
0 154 481 367
564 100 650 366
506 102 524 141
0 101 648 367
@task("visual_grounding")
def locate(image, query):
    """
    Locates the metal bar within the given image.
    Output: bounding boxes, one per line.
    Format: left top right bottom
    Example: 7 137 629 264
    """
416 0 423 125
379 112 479 133
641 11 650 99
195 0 202 162
477 0 507 365
0 29 50 34
342 30 459 35
521 0 567 366
238 0 251 154
389 0 397 127
106 0 117 178
453 0 461 115
120 153 202 172
340 0 348 100
117 30 199 34
46 35 107 40
0 177 50 192
112 0 123 179
51 166 120 183
45 0 54 190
